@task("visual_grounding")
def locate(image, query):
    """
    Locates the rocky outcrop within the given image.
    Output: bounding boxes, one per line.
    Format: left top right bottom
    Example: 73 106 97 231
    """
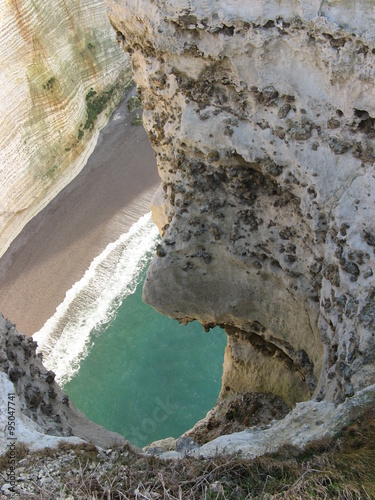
2 308 375 461
0 313 129 454
0 0 130 258
106 0 375 410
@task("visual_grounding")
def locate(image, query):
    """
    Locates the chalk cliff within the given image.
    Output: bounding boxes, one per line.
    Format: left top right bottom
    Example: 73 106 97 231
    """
0 313 129 455
106 0 375 412
0 0 129 258
1 0 375 461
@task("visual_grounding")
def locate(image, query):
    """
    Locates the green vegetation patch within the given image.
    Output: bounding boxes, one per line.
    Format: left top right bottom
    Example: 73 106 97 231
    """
132 112 143 126
42 77 56 91
83 88 114 131
127 95 142 112
77 75 134 141
76 87 115 140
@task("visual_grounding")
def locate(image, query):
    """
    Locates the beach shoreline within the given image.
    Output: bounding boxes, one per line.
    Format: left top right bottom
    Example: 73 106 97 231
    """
0 89 159 337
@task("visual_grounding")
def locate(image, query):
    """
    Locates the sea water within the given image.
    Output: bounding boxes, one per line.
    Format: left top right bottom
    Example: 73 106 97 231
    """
34 213 226 447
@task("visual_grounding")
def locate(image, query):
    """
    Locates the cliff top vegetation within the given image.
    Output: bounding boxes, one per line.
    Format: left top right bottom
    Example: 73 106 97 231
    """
1 406 374 498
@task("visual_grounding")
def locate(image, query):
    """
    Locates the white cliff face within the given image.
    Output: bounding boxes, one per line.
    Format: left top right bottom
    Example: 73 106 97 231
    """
0 313 128 454
0 0 130 258
106 0 375 408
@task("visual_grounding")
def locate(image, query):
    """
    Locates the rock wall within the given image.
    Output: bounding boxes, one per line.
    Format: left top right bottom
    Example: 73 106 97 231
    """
0 313 128 454
0 0 130 258
106 0 375 407
2 308 375 460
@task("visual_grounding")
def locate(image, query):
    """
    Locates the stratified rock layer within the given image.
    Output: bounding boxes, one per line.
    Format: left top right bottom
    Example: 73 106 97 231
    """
0 0 129 258
106 0 375 407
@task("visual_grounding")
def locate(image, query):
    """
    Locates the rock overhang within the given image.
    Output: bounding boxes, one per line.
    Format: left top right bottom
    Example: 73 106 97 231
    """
105 0 375 449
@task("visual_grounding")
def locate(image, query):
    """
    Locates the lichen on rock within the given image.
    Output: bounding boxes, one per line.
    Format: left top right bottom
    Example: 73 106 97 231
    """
106 0 375 416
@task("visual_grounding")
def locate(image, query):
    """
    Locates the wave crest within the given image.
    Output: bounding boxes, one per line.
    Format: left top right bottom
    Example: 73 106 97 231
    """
33 212 159 386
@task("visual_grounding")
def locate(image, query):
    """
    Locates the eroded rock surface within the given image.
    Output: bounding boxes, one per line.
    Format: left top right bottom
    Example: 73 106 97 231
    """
0 0 130 258
106 0 375 408
0 314 128 454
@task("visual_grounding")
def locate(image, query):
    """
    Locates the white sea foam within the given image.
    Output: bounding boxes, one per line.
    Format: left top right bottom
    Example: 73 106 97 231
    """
33 212 159 386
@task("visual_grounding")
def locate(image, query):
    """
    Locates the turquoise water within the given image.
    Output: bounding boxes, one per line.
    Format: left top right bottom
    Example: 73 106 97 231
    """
63 256 226 448
34 213 226 447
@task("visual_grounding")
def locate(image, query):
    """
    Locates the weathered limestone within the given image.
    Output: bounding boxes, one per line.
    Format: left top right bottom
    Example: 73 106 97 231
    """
106 0 375 409
0 314 129 454
0 0 130 258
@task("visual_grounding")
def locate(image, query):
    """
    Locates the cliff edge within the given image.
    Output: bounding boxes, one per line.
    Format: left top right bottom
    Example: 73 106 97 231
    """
0 313 129 455
1 0 375 462
106 0 375 416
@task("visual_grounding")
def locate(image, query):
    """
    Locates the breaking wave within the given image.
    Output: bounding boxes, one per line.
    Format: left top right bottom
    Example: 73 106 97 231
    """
33 212 159 386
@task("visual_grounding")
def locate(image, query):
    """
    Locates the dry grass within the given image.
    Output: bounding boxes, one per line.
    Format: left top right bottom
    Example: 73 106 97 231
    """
0 442 29 473
2 407 375 498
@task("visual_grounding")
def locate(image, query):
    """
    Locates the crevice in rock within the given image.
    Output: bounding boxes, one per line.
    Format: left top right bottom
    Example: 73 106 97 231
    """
224 325 316 395
184 391 291 446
